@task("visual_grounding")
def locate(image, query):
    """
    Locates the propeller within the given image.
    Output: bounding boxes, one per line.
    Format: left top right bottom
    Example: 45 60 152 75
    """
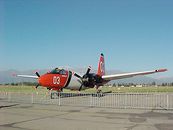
74 73 82 79
35 72 40 77
35 72 40 89
74 66 91 91
74 73 83 91
86 66 91 75
36 84 39 89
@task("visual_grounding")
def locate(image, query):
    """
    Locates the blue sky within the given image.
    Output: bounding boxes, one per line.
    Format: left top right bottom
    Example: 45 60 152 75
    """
1 0 173 77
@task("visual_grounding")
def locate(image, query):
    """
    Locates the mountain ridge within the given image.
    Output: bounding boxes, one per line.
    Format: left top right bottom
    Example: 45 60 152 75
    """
0 69 172 84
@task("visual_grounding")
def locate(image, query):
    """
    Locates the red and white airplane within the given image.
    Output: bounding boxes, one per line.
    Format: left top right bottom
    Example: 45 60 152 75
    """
17 53 167 92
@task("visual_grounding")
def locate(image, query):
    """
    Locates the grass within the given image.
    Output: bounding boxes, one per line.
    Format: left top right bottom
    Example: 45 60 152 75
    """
0 85 173 93
0 85 47 94
84 86 173 93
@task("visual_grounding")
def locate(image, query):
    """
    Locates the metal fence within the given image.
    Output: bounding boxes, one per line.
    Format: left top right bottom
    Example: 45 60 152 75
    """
0 92 173 110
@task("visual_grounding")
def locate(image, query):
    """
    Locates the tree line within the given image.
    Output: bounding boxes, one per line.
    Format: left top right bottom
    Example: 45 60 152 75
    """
3 82 38 86
109 82 173 87
1 82 173 87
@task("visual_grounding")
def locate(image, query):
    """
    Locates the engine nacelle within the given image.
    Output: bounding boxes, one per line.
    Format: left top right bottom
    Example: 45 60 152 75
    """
83 73 103 88
66 73 104 90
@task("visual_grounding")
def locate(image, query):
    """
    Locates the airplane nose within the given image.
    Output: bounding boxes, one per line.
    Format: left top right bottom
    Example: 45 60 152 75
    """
38 75 47 87
38 77 43 86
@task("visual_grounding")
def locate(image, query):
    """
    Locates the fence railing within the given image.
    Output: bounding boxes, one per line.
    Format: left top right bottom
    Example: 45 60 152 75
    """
0 92 173 110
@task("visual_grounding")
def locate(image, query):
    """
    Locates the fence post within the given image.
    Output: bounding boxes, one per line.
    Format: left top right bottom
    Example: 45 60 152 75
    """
167 94 169 110
124 94 127 109
31 93 34 104
90 94 92 107
58 92 61 106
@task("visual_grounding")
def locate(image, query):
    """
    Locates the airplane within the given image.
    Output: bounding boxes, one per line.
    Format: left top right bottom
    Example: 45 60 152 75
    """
17 53 167 93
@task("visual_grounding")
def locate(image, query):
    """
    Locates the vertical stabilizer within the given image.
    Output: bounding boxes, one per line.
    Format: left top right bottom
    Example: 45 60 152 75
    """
97 53 105 76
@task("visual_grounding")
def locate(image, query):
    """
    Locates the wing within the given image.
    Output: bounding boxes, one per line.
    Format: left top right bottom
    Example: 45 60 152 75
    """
17 75 38 79
102 69 167 81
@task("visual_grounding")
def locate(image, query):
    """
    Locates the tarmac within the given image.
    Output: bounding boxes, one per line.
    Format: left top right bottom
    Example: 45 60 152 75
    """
1 101 173 130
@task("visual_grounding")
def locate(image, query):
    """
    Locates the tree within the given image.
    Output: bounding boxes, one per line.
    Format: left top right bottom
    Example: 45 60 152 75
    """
152 81 156 86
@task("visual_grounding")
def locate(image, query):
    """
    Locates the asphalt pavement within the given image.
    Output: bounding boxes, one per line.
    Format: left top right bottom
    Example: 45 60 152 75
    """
0 101 173 130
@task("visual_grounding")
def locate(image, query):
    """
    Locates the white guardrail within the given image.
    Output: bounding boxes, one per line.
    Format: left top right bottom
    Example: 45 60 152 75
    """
0 92 173 110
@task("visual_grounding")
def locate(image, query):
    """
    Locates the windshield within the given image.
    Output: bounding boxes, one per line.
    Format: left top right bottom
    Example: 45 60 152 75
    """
50 68 66 75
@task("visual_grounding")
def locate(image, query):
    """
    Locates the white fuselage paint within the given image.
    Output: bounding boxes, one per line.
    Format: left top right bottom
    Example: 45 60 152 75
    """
65 75 82 90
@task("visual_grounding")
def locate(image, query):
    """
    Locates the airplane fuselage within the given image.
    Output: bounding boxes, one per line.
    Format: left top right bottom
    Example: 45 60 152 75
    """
38 69 106 91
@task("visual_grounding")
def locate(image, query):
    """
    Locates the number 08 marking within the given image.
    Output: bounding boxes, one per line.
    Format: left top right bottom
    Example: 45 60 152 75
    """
53 76 60 84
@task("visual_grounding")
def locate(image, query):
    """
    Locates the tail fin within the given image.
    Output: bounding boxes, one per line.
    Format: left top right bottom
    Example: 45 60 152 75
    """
97 53 105 76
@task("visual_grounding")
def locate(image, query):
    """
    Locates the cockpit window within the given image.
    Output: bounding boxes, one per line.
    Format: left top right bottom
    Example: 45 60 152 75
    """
50 68 60 74
60 69 66 75
50 68 66 75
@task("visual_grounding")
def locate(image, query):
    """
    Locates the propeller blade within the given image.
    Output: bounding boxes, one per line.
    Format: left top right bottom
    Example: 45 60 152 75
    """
79 84 83 91
35 84 39 89
77 79 82 84
74 73 82 79
86 66 91 75
74 67 91 91
35 72 40 77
